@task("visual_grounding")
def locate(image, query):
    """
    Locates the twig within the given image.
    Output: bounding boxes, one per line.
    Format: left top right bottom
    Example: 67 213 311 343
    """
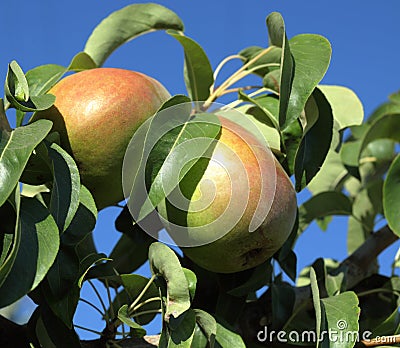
360 334 400 347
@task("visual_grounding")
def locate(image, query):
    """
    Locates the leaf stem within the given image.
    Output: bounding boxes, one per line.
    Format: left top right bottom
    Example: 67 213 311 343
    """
74 324 104 336
212 54 244 89
130 309 162 319
88 279 109 322
105 278 115 320
203 46 274 109
219 85 262 97
131 297 162 312
360 334 400 347
79 298 106 317
128 275 156 314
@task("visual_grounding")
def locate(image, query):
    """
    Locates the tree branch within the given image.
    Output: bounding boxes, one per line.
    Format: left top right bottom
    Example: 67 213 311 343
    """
240 224 399 345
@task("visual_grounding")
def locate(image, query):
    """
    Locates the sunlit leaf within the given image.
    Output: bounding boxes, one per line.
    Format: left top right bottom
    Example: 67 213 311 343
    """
168 31 214 102
318 85 364 130
266 12 293 127
148 242 191 321
0 119 52 207
84 3 184 67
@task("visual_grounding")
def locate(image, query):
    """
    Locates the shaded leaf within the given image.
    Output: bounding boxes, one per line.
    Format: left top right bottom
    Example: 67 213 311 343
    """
298 191 353 233
84 3 184 67
239 45 281 77
48 142 81 232
168 31 214 102
383 154 400 236
194 309 217 346
215 322 246 348
294 88 333 191
310 267 322 348
168 309 196 347
0 189 21 289
0 119 52 207
118 304 147 337
271 283 296 330
0 197 59 308
321 292 360 348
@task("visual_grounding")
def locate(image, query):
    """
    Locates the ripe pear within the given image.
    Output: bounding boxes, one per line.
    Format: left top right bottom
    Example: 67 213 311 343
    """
158 117 297 273
33 68 170 209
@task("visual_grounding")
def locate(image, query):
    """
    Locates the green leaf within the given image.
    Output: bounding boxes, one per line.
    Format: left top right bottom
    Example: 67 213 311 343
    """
238 90 279 129
109 233 154 275
48 143 81 232
239 45 281 77
228 261 272 297
347 180 382 253
118 274 160 325
219 102 281 152
62 185 97 246
84 3 184 67
38 305 81 348
307 150 349 195
148 242 191 321
358 114 400 162
321 292 360 348
6 61 29 102
193 309 217 346
0 119 52 207
5 62 55 113
215 322 246 348
294 88 333 191
266 12 294 127
318 85 364 130
168 31 214 102
168 309 196 347
25 64 65 97
182 268 197 301
125 101 221 224
284 34 331 128
67 51 97 71
383 154 400 236
0 197 59 308
310 268 322 348
0 189 20 289
271 282 296 330
298 191 353 233
118 304 147 337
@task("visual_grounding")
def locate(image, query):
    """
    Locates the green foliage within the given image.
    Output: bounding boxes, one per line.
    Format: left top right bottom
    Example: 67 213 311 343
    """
0 3 399 347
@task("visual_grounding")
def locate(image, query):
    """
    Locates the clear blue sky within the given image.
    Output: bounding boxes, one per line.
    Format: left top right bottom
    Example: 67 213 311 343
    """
2 0 400 340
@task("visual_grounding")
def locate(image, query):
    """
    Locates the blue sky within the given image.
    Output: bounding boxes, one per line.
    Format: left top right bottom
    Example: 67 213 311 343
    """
2 0 400 340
